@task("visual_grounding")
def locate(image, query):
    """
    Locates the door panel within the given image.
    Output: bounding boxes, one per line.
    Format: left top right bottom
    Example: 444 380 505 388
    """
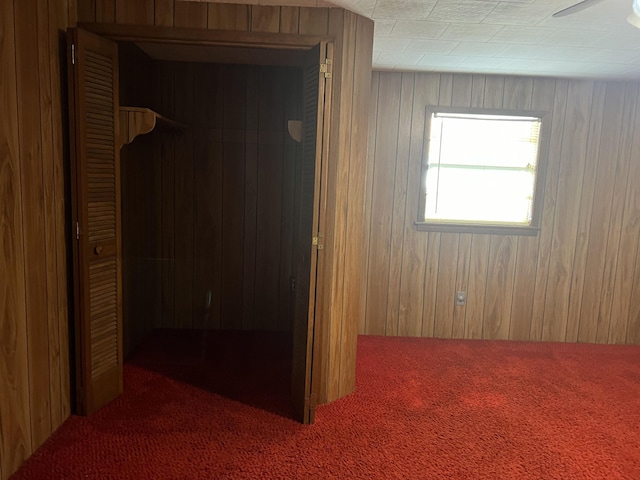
291 42 331 424
68 27 123 415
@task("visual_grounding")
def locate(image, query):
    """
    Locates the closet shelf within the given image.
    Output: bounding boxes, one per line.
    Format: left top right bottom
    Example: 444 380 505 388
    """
119 107 184 148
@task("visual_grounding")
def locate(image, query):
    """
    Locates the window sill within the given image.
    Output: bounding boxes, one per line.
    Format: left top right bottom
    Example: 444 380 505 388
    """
414 222 540 236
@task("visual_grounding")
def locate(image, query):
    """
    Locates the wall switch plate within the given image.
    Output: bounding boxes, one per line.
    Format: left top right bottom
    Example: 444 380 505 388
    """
455 291 467 306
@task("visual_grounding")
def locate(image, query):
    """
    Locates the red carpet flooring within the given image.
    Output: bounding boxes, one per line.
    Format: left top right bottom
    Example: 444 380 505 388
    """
12 331 640 479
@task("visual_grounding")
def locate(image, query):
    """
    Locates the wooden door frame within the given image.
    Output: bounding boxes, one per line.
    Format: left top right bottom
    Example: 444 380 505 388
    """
79 23 332 51
74 21 333 415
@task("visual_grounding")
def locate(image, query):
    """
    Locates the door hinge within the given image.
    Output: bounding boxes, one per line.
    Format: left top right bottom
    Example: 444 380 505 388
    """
312 232 324 250
71 44 75 65
320 58 332 79
76 221 80 240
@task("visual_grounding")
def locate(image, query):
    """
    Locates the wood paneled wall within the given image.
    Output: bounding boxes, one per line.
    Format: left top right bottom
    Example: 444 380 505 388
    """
121 58 302 356
79 0 374 403
364 71 640 345
0 1 74 478
1 0 371 476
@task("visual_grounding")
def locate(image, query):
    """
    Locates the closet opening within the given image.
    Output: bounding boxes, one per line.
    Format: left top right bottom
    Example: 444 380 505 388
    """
120 41 307 419
68 26 332 423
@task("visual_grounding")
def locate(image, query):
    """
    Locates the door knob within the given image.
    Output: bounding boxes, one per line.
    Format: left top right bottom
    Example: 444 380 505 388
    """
94 246 103 255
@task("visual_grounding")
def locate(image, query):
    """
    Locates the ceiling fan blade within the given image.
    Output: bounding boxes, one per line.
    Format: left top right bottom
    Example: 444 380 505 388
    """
552 0 605 17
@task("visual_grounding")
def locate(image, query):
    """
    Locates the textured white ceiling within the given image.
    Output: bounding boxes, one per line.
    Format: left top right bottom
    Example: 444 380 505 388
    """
333 0 640 79
181 0 640 79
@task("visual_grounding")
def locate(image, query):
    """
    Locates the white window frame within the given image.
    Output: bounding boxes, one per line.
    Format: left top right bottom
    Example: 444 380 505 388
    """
416 106 550 236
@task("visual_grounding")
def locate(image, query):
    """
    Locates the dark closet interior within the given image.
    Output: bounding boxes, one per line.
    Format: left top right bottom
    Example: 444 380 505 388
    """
118 43 306 403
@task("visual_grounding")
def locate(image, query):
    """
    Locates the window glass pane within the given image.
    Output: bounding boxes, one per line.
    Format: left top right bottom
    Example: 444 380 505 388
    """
424 112 541 225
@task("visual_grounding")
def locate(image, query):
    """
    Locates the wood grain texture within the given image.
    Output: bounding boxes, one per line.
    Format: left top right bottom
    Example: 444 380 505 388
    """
250 5 280 33
173 64 195 330
96 0 115 23
174 1 207 29
541 80 593 342
595 83 636 344
363 72 640 345
509 78 555 340
15 0 52 451
385 73 414 337
299 7 328 35
77 0 95 22
611 86 640 344
207 3 249 31
154 0 173 27
7 0 374 473
338 15 373 396
279 6 299 34
1 1 72 475
49 0 72 423
122 62 302 338
71 3 376 405
578 83 626 343
0 2 33 477
115 0 153 25
397 73 439 338
364 72 400 335
529 79 568 341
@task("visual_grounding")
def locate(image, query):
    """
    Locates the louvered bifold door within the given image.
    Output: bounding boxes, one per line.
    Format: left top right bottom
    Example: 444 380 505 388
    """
68 28 123 415
291 42 332 424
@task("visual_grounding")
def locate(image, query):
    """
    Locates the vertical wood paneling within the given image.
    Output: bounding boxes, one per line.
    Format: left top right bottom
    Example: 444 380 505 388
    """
397 73 438 338
339 13 374 395
154 0 174 27
243 65 259 331
73 0 376 406
15 0 52 451
36 0 62 432
465 235 490 339
159 63 176 328
434 234 459 337
173 65 195 329
364 71 640 346
578 83 626 343
1 2 32 476
251 5 280 33
421 232 440 337
279 6 299 34
207 3 249 31
50 0 72 422
317 7 345 403
364 72 400 335
96 0 115 23
529 79 568 341
221 65 246 330
452 233 471 338
611 88 640 344
254 68 284 331
509 78 555 340
483 236 517 340
8 1 374 474
541 80 593 342
385 73 414 337
174 1 207 29
362 71 379 335
77 0 95 22
127 63 301 336
595 83 636 343
299 7 329 35
115 0 153 25
2 0 71 476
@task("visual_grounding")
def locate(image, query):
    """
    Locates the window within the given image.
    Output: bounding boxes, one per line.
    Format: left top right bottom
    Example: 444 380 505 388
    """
417 107 547 235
